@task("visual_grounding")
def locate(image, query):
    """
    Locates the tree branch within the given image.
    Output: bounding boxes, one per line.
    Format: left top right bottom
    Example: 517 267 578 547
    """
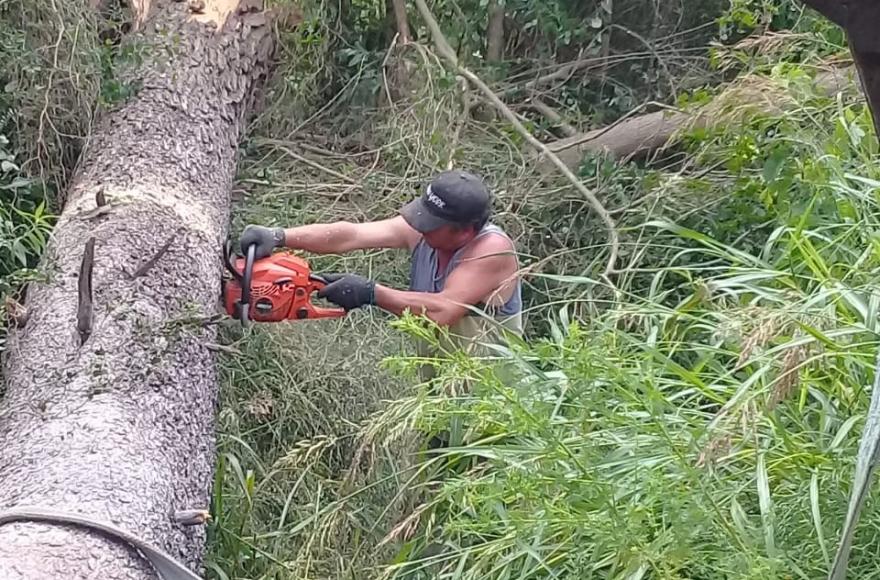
412 0 620 278
486 0 504 62
527 96 578 137
130 228 183 279
389 0 411 43
538 66 863 169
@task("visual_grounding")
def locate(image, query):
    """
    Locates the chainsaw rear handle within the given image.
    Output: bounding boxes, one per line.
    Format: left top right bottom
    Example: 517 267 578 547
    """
223 239 242 282
306 275 348 319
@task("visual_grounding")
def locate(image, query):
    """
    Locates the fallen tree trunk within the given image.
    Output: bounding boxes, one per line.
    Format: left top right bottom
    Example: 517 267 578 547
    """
0 0 274 577
537 65 861 171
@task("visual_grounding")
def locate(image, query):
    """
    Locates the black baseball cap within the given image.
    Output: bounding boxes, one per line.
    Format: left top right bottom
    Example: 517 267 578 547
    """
400 170 491 233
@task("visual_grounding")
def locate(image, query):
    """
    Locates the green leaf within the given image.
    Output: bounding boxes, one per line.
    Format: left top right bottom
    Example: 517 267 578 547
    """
811 470 831 568
12 240 27 266
829 415 862 453
757 451 776 558
761 149 786 184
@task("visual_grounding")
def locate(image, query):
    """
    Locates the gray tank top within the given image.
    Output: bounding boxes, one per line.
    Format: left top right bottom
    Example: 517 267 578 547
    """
408 223 522 321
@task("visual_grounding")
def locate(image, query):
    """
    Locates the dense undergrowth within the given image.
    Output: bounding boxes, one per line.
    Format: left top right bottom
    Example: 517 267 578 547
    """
207 52 880 578
0 0 102 350
364 80 880 578
4 0 880 579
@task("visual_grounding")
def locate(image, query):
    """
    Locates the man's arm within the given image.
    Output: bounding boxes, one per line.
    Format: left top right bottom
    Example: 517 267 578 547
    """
282 216 420 253
373 234 518 327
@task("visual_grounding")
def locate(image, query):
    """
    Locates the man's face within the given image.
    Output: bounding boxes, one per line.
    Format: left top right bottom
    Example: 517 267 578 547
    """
422 224 476 251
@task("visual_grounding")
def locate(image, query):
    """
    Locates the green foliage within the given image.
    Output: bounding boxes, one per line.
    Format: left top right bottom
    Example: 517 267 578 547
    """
208 30 880 579
0 121 55 353
308 67 880 578
5 0 880 578
720 0 840 38
98 38 144 107
0 0 102 199
205 318 411 579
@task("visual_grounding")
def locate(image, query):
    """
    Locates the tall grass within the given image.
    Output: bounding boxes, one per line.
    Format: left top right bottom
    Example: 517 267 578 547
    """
206 53 880 579
354 63 880 578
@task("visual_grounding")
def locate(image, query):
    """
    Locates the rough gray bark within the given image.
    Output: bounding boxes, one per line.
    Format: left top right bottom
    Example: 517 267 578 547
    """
538 66 862 170
0 0 273 577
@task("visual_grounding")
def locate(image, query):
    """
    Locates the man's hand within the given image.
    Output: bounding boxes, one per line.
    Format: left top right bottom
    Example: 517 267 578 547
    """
317 274 375 310
240 225 285 259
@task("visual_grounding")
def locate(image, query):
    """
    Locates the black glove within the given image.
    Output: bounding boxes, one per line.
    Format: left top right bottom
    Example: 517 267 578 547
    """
240 225 285 259
317 273 375 311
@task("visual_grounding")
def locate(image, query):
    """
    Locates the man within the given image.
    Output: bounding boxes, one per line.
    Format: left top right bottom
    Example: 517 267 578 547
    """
239 170 522 364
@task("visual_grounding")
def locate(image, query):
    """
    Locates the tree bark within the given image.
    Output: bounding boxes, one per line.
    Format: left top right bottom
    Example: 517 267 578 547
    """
0 0 274 577
390 0 410 43
537 66 861 170
800 0 880 139
486 0 504 62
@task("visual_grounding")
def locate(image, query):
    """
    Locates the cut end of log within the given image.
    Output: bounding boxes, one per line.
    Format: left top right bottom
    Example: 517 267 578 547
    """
191 0 258 26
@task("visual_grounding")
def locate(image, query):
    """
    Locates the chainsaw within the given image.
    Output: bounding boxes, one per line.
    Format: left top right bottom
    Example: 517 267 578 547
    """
222 241 346 325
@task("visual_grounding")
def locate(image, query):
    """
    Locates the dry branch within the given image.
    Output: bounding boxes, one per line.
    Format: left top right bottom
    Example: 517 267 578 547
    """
76 238 96 345
130 228 183 279
412 0 620 277
527 96 577 137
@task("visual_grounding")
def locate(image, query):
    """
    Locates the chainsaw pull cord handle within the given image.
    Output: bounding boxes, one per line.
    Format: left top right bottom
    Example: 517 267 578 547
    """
239 244 256 325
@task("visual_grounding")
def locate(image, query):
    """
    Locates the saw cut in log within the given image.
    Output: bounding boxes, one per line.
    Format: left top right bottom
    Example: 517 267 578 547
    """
0 0 274 578
538 66 862 171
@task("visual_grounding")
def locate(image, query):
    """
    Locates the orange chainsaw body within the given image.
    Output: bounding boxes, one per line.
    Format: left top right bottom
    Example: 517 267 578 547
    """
223 250 345 322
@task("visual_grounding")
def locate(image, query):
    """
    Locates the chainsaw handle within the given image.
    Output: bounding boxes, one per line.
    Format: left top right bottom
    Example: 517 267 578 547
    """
307 304 348 319
239 244 256 324
306 275 347 319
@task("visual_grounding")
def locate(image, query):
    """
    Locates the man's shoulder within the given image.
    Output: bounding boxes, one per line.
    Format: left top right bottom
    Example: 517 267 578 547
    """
463 229 516 261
